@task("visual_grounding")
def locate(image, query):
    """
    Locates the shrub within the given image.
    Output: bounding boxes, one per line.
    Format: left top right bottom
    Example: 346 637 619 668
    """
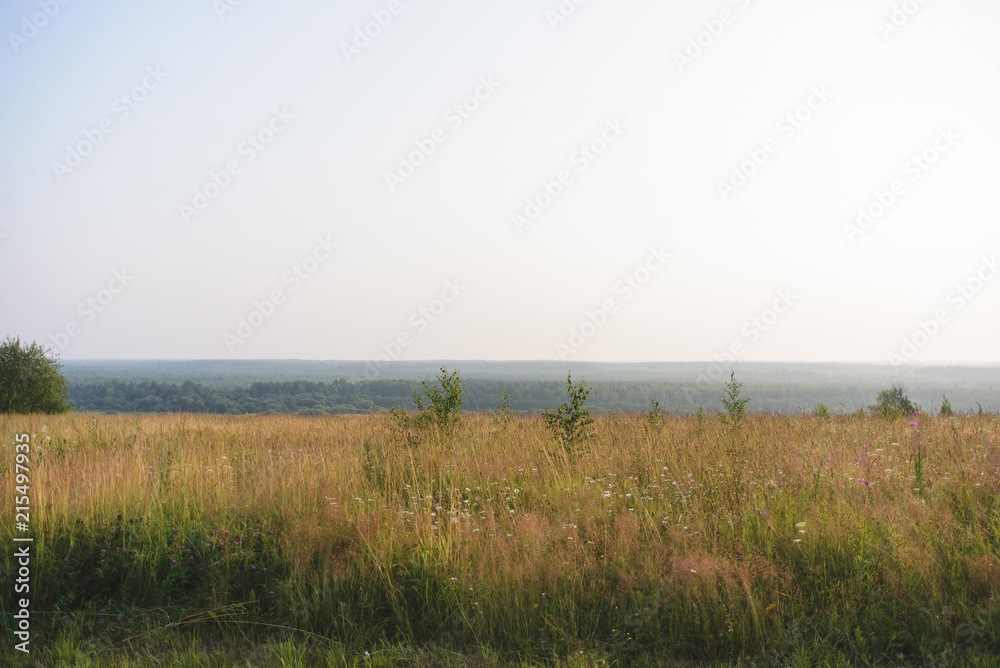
940 394 954 416
869 385 916 418
815 403 830 418
491 388 514 427
720 371 750 428
387 404 420 448
544 373 595 455
412 367 465 434
0 336 72 414
646 398 664 429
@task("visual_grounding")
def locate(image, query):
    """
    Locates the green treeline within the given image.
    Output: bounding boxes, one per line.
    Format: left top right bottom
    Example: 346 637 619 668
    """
67 378 704 415
67 378 997 415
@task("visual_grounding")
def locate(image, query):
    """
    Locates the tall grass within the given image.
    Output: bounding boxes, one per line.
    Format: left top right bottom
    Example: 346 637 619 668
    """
1 411 998 664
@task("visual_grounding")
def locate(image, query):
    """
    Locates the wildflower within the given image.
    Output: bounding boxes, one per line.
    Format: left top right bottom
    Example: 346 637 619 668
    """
909 421 917 427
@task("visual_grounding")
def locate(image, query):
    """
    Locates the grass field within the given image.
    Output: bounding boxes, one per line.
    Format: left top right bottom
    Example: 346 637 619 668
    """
1 411 999 666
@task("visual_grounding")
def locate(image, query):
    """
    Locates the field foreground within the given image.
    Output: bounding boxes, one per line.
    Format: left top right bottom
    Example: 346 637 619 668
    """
1 412 999 666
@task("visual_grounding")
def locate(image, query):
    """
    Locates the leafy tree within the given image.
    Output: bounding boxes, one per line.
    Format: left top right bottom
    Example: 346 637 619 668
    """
815 403 830 418
544 373 595 455
0 337 72 414
412 367 465 433
647 398 664 429
720 370 750 427
940 394 954 416
869 385 916 418
491 387 515 427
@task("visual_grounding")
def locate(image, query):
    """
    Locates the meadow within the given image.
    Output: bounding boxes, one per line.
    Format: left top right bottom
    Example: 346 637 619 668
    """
1 410 998 666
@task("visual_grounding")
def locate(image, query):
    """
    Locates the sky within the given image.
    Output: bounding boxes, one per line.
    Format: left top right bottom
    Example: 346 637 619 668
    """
1 0 998 366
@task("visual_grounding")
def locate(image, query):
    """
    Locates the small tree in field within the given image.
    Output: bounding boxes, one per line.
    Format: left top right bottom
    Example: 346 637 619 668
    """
412 367 465 433
544 373 595 455
646 398 664 429
491 387 515 427
718 371 752 520
870 385 916 418
720 370 750 428
0 337 71 414
940 394 954 416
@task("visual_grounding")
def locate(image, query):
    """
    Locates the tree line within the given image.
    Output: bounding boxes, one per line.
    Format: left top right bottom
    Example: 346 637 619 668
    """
3 337 997 416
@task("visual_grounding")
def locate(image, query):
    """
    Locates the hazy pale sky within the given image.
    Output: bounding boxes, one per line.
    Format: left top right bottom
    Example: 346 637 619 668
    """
1 0 998 364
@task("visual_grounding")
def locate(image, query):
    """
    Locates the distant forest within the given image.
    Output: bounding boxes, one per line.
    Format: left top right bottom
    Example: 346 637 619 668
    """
63 360 1000 416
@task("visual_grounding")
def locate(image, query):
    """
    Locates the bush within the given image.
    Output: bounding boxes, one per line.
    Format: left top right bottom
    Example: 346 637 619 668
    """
940 394 954 416
0 336 71 414
411 367 465 434
815 403 830 418
544 373 595 455
720 371 749 427
646 398 664 428
869 385 916 418
491 388 515 427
